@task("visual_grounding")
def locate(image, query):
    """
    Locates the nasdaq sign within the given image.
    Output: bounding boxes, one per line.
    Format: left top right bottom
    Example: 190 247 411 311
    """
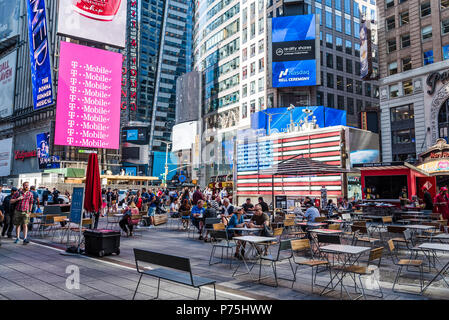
271 14 319 87
26 0 54 110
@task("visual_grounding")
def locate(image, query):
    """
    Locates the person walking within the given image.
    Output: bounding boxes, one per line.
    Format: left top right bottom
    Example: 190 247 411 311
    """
10 182 34 244
1 187 15 238
52 188 60 204
422 186 433 214
29 186 39 231
192 186 204 206
435 187 449 225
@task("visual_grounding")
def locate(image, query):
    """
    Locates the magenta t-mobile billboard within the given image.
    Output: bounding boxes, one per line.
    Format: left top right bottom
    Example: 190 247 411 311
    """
54 42 122 150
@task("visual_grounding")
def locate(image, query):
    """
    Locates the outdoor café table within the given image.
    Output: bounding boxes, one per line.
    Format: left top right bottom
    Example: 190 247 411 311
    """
325 219 345 224
309 229 343 235
232 235 277 281
417 243 449 294
431 233 449 243
227 227 262 235
319 244 371 299
296 222 327 229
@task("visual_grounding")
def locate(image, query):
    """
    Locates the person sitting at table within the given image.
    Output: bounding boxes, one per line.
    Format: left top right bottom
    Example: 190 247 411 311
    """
191 200 206 240
399 186 410 208
247 204 270 231
410 195 420 208
220 198 234 225
325 199 339 218
422 186 433 214
169 198 179 217
339 197 353 212
299 202 320 222
258 197 269 213
226 207 246 258
179 199 191 229
241 198 255 214
119 202 139 237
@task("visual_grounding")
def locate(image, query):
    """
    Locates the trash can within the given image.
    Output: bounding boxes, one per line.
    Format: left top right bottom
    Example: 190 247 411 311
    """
83 229 121 257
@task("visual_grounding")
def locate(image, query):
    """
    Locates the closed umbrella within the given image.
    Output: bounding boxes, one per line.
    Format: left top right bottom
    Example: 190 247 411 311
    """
84 153 102 229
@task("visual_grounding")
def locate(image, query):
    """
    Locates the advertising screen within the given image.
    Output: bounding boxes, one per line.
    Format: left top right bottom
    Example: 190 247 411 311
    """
0 0 20 42
26 0 54 110
360 22 372 79
0 138 12 177
57 0 127 48
36 132 60 169
349 128 380 167
54 42 122 150
0 51 16 118
127 129 138 141
272 14 318 87
172 121 197 152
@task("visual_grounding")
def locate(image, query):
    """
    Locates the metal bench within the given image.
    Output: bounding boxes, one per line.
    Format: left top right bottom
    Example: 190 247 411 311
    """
133 248 217 300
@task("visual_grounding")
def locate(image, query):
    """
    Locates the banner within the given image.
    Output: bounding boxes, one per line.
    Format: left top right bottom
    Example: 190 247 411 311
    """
26 0 54 110
57 0 127 49
0 138 12 177
360 22 373 79
272 14 319 87
54 42 122 150
0 0 20 42
0 51 16 118
70 187 84 224
36 132 60 169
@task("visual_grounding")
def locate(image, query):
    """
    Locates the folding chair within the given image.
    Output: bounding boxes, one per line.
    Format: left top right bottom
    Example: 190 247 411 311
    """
351 225 380 248
258 239 296 287
209 225 236 268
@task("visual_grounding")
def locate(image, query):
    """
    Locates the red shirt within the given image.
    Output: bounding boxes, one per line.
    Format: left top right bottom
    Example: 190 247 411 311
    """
12 190 34 213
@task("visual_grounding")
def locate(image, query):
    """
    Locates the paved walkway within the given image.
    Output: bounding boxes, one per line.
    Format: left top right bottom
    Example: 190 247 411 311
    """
1 217 449 300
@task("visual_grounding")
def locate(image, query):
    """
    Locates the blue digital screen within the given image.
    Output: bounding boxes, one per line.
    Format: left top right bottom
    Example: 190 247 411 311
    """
124 167 137 176
272 14 317 87
444 45 449 60
26 0 54 110
127 129 138 141
237 140 273 172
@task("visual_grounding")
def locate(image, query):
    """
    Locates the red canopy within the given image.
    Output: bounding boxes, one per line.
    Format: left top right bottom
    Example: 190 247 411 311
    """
84 153 102 213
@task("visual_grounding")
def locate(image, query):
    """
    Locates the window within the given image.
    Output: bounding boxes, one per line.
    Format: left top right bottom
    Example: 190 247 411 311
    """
242 27 248 43
355 61 361 75
345 18 351 35
354 2 360 18
365 83 371 97
401 34 410 48
327 93 335 108
326 53 333 68
326 33 333 48
337 56 343 70
243 48 247 61
402 57 412 71
403 80 413 95
443 19 449 34
242 102 248 118
390 84 399 98
354 43 360 57
242 66 248 79
443 0 449 9
345 40 352 54
336 15 342 32
357 100 363 114
316 7 322 25
387 39 396 53
250 62 256 75
336 37 343 51
250 100 256 114
347 97 354 115
386 16 395 31
392 129 415 144
326 11 333 28
258 57 264 72
250 22 256 39
250 44 256 57
421 2 431 17
317 91 324 105
337 75 344 90
400 11 409 26
335 0 341 11
259 97 264 110
355 80 362 94
337 95 345 110
258 39 264 53
386 0 394 9
345 0 351 14
242 85 248 97
250 81 255 94
258 77 264 92
346 59 352 73
389 61 398 75
250 2 255 17
422 26 432 41
423 50 434 65
346 78 353 92
258 17 264 34
354 22 360 39
327 73 334 88
243 8 247 25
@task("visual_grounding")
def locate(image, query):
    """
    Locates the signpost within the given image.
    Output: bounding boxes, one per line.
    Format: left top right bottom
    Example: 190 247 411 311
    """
68 187 85 253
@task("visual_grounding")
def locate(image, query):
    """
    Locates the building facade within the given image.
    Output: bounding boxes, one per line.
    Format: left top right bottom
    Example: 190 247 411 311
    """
377 0 449 162
191 0 380 186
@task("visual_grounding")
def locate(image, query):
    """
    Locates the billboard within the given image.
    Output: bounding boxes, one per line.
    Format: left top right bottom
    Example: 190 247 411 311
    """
54 42 122 150
0 52 16 118
272 14 319 87
26 0 54 110
348 128 380 167
121 126 149 145
57 0 127 48
36 132 60 169
360 22 373 79
0 0 20 43
172 121 198 152
0 138 12 177
176 71 201 124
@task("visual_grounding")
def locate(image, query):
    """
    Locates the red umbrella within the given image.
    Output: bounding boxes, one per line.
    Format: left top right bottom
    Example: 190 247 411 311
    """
84 153 102 213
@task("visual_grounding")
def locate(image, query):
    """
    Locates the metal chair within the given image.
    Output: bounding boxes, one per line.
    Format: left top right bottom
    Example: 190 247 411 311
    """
258 239 296 287
208 225 236 268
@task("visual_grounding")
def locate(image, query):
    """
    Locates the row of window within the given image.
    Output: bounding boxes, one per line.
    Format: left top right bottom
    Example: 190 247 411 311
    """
325 72 377 98
317 92 364 115
242 77 265 97
388 45 449 75
321 33 361 57
386 0 449 12
242 96 265 119
242 58 264 79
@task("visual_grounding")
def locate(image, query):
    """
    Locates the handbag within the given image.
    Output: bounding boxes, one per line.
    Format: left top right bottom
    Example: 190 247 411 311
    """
262 224 273 237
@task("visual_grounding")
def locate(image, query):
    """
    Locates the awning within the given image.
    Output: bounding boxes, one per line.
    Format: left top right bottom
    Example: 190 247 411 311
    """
354 162 430 176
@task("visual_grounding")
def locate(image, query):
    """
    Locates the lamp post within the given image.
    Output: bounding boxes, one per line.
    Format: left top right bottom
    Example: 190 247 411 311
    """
154 139 172 187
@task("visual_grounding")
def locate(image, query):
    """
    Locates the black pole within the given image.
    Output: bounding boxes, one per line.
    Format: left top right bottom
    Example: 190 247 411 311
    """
272 174 275 222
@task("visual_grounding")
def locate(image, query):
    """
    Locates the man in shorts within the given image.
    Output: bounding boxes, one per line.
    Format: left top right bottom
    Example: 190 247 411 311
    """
147 189 157 228
10 182 34 244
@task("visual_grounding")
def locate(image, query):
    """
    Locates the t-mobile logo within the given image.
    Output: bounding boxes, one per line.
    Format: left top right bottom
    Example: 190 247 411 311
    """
279 69 289 78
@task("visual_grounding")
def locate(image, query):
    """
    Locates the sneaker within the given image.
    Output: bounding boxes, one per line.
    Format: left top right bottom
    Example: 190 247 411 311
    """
23 238 29 245
148 225 154 228
14 238 20 244
198 236 203 240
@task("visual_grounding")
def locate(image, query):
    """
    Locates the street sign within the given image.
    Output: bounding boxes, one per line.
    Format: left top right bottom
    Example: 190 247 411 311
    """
70 187 84 224
179 175 186 182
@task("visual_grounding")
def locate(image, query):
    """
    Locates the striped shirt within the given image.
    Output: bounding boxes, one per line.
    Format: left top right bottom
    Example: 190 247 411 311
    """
12 191 34 212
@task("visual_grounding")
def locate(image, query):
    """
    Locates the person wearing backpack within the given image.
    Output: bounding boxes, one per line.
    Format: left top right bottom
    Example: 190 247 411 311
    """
1 187 17 238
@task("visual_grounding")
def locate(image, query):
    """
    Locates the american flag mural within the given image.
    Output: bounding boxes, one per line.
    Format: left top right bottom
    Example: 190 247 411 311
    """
236 128 345 197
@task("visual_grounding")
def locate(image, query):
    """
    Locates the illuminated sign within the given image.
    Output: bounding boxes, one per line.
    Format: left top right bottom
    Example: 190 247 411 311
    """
14 150 37 161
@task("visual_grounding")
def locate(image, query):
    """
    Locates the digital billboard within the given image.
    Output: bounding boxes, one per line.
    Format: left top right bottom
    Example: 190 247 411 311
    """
26 0 54 110
360 22 373 80
36 132 60 169
271 14 319 87
57 0 127 48
0 138 12 177
54 42 122 150
0 0 20 43
0 51 16 118
172 121 198 152
348 128 380 167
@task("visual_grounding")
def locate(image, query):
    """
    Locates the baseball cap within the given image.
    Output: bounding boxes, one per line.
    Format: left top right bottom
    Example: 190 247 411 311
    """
11 187 18 192
234 206 243 212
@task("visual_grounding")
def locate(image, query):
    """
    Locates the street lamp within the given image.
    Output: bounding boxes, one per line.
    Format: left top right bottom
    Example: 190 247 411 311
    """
154 139 172 187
